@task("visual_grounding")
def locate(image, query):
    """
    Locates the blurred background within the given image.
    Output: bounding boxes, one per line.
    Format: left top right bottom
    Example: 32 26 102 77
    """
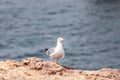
0 0 120 70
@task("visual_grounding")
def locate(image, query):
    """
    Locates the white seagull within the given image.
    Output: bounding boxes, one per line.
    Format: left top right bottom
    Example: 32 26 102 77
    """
45 37 65 62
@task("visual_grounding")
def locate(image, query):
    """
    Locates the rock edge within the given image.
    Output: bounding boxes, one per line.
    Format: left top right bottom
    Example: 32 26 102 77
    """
0 57 120 80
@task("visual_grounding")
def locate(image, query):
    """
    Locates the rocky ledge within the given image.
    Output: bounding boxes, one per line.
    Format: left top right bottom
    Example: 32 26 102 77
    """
0 57 120 80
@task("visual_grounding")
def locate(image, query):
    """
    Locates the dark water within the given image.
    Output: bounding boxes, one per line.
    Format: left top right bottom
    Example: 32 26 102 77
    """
0 0 120 70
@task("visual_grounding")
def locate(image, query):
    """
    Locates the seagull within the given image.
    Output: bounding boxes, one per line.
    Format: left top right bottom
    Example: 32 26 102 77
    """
45 37 65 63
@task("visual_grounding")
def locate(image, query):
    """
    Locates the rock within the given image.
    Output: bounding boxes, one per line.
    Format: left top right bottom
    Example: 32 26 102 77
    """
0 57 119 80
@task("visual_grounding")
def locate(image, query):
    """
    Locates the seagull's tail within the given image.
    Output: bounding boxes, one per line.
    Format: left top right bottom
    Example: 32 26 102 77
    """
45 48 48 52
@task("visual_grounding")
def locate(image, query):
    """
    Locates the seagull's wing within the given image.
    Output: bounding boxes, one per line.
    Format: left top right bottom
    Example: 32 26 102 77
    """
46 47 55 56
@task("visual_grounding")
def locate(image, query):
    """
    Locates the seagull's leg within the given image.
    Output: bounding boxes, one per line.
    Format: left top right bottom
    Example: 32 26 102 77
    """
55 58 57 63
53 58 57 62
55 58 59 63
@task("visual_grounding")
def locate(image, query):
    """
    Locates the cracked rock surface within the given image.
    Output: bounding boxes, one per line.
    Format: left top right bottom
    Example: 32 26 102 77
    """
0 57 120 80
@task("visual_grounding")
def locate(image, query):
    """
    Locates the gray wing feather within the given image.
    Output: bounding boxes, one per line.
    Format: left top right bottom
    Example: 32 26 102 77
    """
46 48 55 56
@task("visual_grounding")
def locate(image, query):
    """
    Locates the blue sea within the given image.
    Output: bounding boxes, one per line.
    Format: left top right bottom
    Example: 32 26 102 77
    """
0 0 120 70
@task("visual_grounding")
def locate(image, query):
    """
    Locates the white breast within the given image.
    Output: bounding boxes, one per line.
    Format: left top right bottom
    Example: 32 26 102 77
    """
50 43 65 59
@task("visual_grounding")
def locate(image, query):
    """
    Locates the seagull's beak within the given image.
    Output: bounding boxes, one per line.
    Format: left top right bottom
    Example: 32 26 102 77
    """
62 38 65 42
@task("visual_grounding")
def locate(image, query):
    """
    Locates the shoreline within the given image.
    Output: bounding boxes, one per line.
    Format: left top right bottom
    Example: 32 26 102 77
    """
0 57 120 80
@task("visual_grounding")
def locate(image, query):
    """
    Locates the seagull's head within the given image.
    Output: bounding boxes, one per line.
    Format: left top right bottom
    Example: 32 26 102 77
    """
57 37 65 43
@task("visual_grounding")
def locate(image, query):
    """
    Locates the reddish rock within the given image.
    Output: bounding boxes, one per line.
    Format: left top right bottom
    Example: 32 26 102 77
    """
0 57 119 80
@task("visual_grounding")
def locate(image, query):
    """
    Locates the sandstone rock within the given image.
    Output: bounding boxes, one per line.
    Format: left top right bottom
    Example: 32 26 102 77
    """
0 57 119 80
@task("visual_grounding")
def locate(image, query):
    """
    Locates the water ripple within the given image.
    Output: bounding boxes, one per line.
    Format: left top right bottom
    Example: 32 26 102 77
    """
0 0 120 70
